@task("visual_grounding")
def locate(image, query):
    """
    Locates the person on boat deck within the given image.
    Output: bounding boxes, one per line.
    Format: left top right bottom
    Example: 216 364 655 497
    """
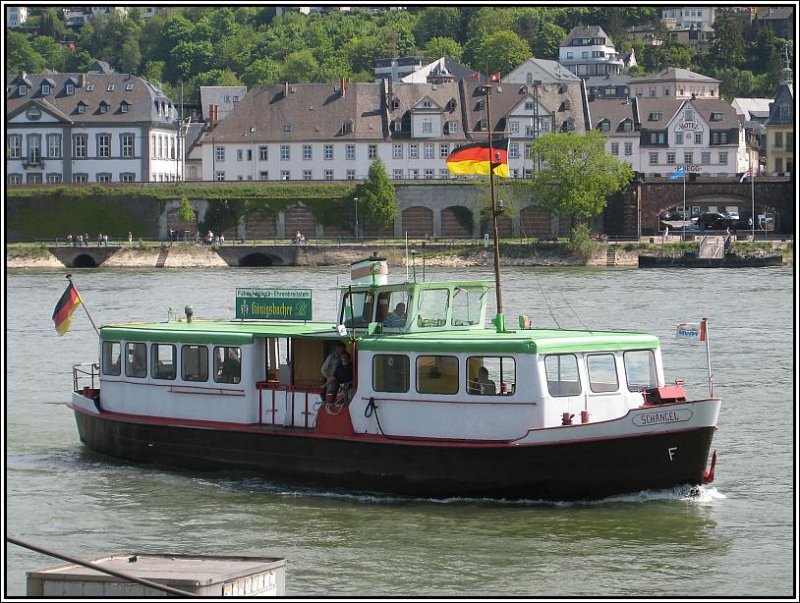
333 351 354 402
321 342 346 397
476 367 496 395
382 302 406 327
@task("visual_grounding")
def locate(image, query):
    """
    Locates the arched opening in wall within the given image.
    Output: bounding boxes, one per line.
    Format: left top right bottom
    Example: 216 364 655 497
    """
519 206 553 239
72 254 98 268
401 206 433 238
479 213 513 238
440 206 472 238
166 207 198 242
245 213 278 242
239 253 281 267
284 205 316 243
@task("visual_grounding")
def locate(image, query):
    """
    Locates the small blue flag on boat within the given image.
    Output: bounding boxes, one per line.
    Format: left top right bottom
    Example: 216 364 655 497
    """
670 166 686 180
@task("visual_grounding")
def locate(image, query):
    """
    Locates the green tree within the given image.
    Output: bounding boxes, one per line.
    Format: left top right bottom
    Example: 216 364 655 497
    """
709 9 745 70
528 131 633 226
414 7 463 46
241 57 281 87
355 159 398 231
6 31 46 73
464 30 531 75
280 50 320 83
35 7 67 40
422 37 463 62
31 36 70 72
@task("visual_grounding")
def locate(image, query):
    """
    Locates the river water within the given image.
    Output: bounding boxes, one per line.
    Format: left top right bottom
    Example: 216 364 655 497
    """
4 265 795 598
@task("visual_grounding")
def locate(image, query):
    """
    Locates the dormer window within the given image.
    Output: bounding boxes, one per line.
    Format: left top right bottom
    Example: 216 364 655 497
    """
19 84 27 95
283 124 292 133
648 112 663 121
99 101 108 114
41 84 51 96
421 100 432 108
66 83 75 95
107 83 115 91
120 101 129 113
622 120 632 132
392 98 400 110
710 112 723 122
524 100 534 110
599 119 610 132
86 83 94 91
77 102 86 114
126 82 134 91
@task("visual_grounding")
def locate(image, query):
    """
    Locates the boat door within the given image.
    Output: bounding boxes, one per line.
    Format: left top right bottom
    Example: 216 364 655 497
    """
543 353 584 424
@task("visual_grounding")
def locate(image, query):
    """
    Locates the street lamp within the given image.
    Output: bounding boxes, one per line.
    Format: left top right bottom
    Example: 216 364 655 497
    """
353 197 359 240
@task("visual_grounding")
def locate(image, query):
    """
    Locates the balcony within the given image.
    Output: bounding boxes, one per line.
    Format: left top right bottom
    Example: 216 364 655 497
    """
22 157 45 170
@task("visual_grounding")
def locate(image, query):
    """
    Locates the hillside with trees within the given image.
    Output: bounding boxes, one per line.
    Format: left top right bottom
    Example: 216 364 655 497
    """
7 6 792 104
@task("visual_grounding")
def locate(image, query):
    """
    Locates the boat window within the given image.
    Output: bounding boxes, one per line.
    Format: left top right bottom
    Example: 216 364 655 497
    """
544 354 581 397
377 290 410 328
467 356 516 395
214 346 242 384
587 354 619 393
416 355 458 394
452 287 486 326
416 288 449 328
373 354 409 393
125 342 147 378
151 343 176 380
102 341 121 376
341 290 374 328
182 344 209 382
623 350 658 391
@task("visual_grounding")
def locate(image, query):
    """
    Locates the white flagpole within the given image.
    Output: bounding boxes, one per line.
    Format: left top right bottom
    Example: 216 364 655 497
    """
703 317 713 397
682 171 687 242
751 164 755 241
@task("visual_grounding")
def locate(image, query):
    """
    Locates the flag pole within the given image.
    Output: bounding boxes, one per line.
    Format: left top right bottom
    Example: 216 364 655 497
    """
751 163 755 241
682 170 686 242
67 274 99 336
483 83 504 331
703 317 713 397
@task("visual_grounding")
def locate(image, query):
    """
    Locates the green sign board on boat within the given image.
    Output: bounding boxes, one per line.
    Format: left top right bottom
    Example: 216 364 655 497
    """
235 288 312 320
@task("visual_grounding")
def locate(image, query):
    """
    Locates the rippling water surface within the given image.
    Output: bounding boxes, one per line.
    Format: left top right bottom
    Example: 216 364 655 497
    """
5 265 795 597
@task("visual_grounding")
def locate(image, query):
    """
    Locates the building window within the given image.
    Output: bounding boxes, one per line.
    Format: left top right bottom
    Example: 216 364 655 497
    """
346 169 356 180
324 170 334 180
301 144 312 160
97 134 111 158
41 83 51 95
649 152 658 165
324 145 334 160
610 142 619 155
439 144 449 158
368 145 378 160
667 152 675 164
215 171 225 181
410 169 419 179
624 143 632 156
424 143 434 159
447 121 458 134
302 170 312 180
509 143 519 159
718 152 728 165
439 169 449 179
694 133 702 144
510 120 520 133
9 135 22 158
422 119 433 134
701 152 711 165
424 169 434 179
96 173 111 183
27 135 42 162
27 173 43 184
237 149 243 161
121 133 134 158
215 146 225 162
259 171 269 180
280 145 290 161
47 134 62 158
47 173 63 183
409 144 419 159
259 146 268 161
393 144 403 159
280 170 290 180
683 152 693 164
120 102 129 113
676 132 683 145
346 144 356 160
99 102 108 114
120 172 135 182
66 83 74 95
393 169 403 179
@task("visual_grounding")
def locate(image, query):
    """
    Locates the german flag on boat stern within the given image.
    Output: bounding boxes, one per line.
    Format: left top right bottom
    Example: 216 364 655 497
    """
52 282 82 335
446 139 510 177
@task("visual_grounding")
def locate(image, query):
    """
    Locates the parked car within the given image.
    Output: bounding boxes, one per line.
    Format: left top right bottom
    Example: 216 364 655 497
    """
695 212 735 231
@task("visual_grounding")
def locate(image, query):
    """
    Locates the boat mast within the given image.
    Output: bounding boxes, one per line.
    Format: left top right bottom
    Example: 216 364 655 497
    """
482 84 504 331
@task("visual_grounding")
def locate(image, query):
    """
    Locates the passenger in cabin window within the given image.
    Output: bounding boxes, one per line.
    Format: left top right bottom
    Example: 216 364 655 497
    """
476 367 496 395
219 348 241 383
382 303 406 327
321 342 345 398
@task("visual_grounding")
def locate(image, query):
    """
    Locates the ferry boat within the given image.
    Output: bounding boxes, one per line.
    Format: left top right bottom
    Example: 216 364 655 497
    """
68 256 720 501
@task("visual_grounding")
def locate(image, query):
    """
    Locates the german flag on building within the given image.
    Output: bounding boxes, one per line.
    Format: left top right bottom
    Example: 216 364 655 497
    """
52 281 82 336
446 139 510 177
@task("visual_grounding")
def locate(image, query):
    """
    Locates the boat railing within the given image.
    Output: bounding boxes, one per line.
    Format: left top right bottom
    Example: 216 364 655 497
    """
256 381 319 429
72 362 100 393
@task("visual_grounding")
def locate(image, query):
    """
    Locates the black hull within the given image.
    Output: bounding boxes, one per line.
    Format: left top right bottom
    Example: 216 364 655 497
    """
638 254 783 268
73 409 715 501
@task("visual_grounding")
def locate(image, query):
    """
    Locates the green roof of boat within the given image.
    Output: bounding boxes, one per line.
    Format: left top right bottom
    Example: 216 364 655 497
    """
100 320 659 352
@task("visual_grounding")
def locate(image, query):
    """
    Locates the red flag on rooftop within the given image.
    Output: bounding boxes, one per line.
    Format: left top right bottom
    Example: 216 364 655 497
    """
52 281 82 336
489 72 501 82
469 71 481 80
